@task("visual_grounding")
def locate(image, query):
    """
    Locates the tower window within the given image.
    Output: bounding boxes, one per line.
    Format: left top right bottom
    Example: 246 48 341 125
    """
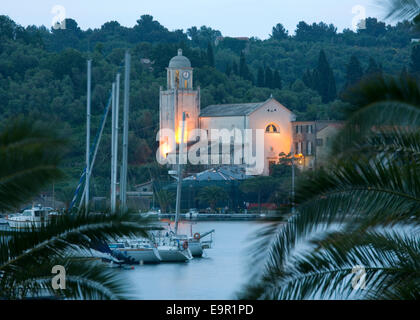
175 70 180 88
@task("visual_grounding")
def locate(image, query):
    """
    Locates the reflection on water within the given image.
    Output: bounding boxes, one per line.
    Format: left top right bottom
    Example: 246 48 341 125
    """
120 221 264 300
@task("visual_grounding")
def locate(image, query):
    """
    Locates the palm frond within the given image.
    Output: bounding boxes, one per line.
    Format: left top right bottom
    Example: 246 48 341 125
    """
240 228 420 300
240 153 419 300
333 128 420 164
382 0 420 22
0 118 67 210
2 257 130 300
0 212 155 299
333 76 420 156
331 76 420 155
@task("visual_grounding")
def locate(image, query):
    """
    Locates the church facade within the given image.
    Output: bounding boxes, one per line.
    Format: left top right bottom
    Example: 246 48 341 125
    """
159 49 339 175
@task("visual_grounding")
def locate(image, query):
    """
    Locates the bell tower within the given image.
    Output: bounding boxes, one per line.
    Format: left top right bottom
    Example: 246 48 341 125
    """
167 49 194 90
159 49 200 158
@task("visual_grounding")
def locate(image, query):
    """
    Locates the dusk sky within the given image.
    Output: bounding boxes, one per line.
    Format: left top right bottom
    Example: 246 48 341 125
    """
2 0 388 39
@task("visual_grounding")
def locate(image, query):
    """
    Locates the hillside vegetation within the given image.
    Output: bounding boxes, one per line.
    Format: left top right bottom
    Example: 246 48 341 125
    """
0 14 417 198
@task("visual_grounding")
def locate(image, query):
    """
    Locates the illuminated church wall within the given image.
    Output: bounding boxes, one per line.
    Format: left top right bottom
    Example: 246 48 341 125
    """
248 99 295 175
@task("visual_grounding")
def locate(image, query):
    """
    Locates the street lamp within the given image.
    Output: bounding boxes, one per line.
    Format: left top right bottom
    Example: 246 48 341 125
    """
291 152 304 214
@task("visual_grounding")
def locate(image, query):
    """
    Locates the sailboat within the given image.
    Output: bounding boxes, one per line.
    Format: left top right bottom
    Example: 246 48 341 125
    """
158 226 215 257
154 112 193 262
155 111 214 259
108 238 162 264
155 235 193 262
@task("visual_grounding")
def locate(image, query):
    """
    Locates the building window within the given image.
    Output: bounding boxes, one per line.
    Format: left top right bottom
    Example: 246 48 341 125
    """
296 141 302 154
316 138 323 146
307 141 313 155
306 125 313 133
266 123 279 133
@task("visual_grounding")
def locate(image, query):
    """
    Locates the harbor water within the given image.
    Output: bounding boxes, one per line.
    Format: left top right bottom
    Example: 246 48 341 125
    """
121 221 265 300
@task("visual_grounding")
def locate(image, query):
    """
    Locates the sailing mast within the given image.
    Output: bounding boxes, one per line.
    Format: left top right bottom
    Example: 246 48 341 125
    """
120 52 131 211
110 82 116 213
174 112 186 235
85 59 91 211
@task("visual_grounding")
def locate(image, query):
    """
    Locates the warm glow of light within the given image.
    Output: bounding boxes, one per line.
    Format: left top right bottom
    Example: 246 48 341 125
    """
175 122 188 144
160 142 170 158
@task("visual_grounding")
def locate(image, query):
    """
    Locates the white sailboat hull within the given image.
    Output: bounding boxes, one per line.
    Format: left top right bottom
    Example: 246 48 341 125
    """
158 247 192 262
115 247 161 264
188 240 203 257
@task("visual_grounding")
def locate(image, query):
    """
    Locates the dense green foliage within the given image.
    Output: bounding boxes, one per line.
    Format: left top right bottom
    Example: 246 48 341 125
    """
0 14 417 200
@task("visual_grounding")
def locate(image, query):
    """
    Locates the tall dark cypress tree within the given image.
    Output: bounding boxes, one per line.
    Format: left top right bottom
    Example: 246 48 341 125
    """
239 51 253 82
410 44 420 77
207 42 215 67
264 66 273 88
400 66 409 79
257 66 265 87
365 57 382 77
239 51 247 78
302 68 314 89
273 70 282 89
344 55 364 90
313 50 336 103
232 61 239 75
225 62 231 76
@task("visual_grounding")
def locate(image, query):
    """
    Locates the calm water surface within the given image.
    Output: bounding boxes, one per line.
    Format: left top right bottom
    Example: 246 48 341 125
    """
120 221 264 300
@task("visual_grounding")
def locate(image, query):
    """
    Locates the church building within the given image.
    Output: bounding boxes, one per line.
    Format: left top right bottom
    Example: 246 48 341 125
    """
159 49 338 175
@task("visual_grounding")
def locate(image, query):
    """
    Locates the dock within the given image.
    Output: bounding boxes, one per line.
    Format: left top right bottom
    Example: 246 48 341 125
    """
155 213 272 221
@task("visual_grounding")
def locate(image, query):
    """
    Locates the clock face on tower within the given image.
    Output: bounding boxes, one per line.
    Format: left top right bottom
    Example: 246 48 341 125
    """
182 71 190 79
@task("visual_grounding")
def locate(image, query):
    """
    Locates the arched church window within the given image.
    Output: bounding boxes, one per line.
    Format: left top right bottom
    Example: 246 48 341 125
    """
265 123 279 133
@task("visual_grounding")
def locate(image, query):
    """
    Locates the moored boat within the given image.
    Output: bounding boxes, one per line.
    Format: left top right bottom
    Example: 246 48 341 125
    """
156 228 215 257
108 239 162 264
157 245 192 262
6 205 50 229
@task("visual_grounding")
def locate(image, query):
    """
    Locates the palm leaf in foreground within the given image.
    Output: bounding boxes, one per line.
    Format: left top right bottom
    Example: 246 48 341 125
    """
240 155 419 299
0 212 155 299
239 75 420 300
0 118 66 211
383 0 420 23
